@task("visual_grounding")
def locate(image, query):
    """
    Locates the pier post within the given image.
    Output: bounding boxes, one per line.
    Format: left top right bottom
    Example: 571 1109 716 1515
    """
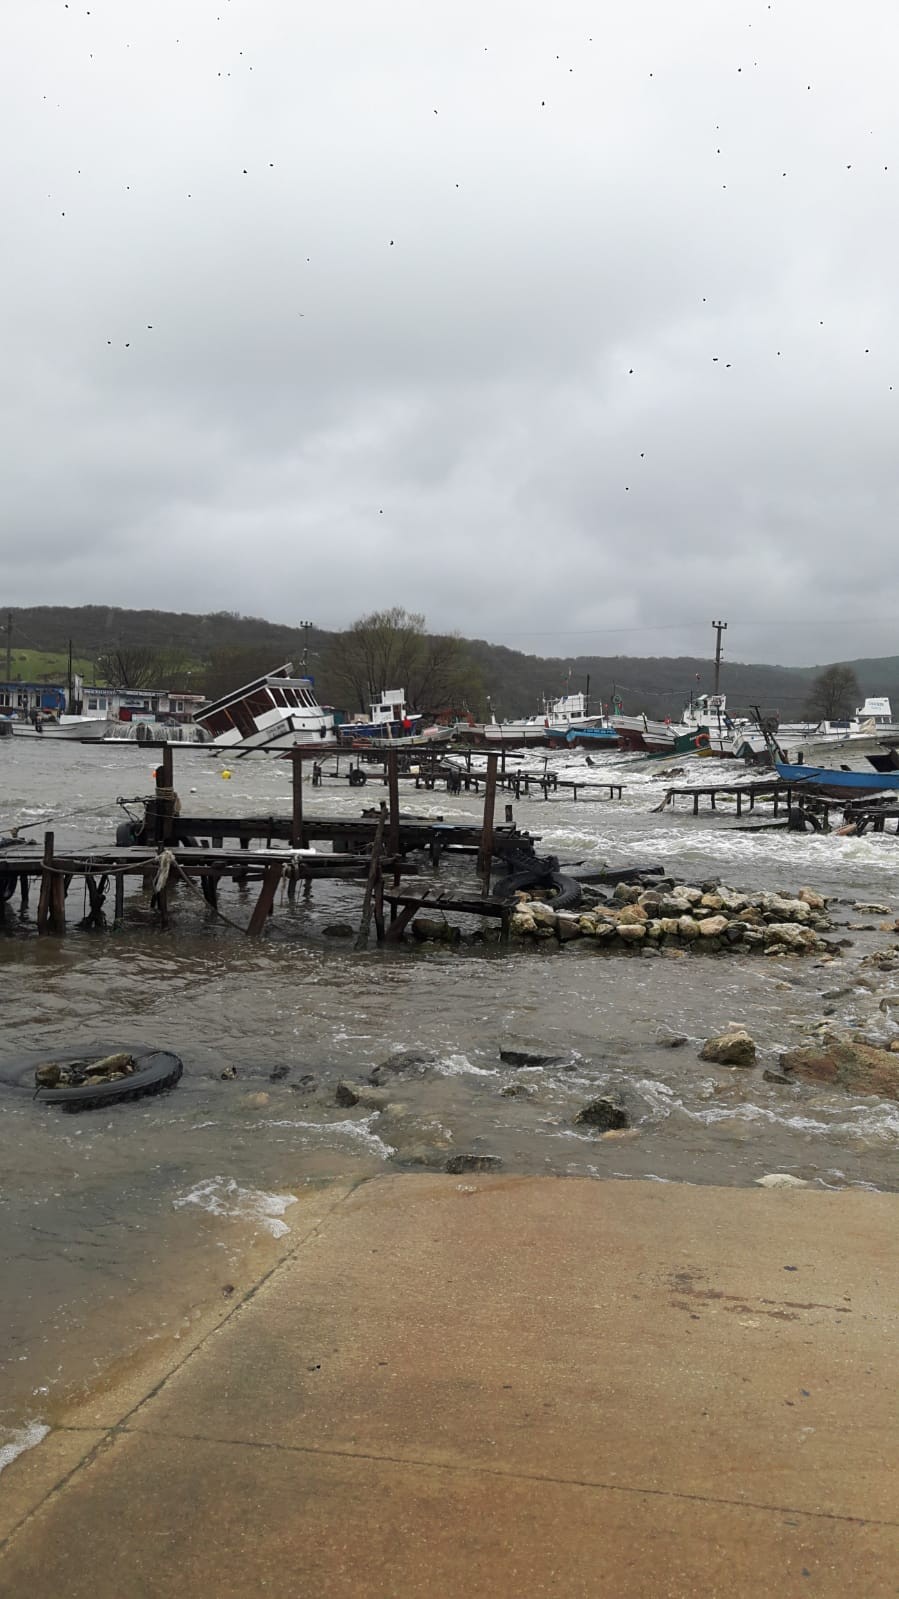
478 754 498 890
114 870 125 923
154 745 175 844
37 831 54 934
386 749 400 857
355 803 386 950
291 752 305 848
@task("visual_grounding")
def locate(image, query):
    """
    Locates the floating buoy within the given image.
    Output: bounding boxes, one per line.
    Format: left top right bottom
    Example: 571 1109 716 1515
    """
220 769 232 779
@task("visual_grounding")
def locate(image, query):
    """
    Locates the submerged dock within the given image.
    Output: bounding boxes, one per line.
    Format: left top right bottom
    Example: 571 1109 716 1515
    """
0 747 534 942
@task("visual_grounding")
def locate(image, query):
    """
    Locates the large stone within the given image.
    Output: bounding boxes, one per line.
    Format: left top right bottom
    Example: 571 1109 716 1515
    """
613 882 642 903
336 1081 390 1111
412 917 460 943
779 1039 899 1101
698 915 729 938
699 1031 757 1068
574 1096 630 1132
763 923 819 953
556 915 582 942
798 887 827 911
616 923 646 942
677 916 700 940
444 1153 503 1174
617 904 648 926
500 1048 564 1068
369 1050 441 1085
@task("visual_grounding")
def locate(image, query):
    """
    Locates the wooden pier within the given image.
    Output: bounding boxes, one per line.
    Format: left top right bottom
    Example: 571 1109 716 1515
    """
0 746 535 943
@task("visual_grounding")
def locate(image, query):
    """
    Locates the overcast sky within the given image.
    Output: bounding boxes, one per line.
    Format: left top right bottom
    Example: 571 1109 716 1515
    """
4 1 898 667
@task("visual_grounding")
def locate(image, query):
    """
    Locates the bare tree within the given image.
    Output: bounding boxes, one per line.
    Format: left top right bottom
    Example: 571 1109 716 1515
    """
802 664 861 722
96 646 166 690
323 608 481 715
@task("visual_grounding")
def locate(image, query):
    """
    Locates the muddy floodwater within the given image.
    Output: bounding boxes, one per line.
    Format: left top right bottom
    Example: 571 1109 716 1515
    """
2 737 898 1460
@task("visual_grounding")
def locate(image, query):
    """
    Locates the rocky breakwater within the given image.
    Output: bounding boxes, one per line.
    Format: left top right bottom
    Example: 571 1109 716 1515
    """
510 881 831 957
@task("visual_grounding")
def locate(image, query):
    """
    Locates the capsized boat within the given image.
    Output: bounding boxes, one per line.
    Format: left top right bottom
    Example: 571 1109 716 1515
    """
193 663 336 751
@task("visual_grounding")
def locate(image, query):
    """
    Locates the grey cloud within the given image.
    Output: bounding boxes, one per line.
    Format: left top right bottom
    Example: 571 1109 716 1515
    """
2 1 898 665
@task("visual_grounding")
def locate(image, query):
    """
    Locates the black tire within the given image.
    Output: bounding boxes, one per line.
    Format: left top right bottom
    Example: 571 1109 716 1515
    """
34 1049 183 1112
494 865 582 911
116 820 140 846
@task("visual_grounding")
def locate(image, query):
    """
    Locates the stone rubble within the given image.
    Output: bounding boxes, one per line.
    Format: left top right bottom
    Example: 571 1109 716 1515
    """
510 881 832 955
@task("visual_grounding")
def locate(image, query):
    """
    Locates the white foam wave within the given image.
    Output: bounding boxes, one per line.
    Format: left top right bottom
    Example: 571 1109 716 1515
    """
263 1114 395 1159
0 1422 50 1475
173 1177 297 1237
432 1052 498 1079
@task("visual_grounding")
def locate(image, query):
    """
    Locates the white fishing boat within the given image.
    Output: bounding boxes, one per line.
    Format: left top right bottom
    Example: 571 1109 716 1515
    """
193 663 336 751
6 712 110 741
477 692 605 748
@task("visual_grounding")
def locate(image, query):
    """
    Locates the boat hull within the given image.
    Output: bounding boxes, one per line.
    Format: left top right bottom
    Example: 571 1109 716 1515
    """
775 762 899 799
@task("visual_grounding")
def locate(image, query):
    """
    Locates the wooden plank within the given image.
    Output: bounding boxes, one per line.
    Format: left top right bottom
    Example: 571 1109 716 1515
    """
384 893 506 920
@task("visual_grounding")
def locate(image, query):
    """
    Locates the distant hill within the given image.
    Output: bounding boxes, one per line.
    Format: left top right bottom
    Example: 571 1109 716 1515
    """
3 604 897 720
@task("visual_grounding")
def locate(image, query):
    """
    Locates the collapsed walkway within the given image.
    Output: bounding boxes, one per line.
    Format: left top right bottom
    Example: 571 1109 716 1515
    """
1 1176 896 1597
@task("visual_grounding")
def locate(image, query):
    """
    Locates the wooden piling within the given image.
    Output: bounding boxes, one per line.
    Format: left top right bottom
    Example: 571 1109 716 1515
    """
37 831 54 934
155 745 175 844
478 754 498 888
386 749 400 856
291 752 305 847
114 871 125 923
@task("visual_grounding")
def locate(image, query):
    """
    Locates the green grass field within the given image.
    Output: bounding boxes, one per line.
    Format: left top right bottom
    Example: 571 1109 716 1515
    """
2 649 99 684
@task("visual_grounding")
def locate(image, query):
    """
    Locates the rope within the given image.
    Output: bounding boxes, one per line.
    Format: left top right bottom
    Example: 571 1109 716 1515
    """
153 848 176 894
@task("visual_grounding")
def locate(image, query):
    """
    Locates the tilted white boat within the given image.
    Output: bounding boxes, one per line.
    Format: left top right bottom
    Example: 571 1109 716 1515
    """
193 663 336 751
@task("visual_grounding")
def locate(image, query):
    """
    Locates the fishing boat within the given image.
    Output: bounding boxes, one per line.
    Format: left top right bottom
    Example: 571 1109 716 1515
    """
774 761 899 799
337 689 450 748
194 663 336 751
6 712 110 741
476 691 605 749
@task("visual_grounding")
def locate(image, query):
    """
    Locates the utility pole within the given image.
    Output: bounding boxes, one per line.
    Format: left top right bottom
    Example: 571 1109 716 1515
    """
4 611 11 683
298 619 313 674
712 620 727 697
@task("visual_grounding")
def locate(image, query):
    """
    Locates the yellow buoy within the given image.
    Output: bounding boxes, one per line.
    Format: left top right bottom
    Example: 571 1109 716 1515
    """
221 769 232 780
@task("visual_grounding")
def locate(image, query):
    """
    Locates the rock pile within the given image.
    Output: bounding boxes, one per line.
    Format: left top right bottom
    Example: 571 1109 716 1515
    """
510 881 830 956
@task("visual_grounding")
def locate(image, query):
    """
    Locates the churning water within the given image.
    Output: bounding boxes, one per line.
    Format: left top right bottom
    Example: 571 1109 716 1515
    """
2 737 898 1455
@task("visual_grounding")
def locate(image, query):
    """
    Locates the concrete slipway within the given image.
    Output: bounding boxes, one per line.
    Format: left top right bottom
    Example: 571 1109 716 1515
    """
0 1176 896 1598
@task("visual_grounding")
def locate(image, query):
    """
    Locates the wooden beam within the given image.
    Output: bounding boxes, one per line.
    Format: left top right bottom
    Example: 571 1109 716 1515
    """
355 804 385 951
247 862 283 936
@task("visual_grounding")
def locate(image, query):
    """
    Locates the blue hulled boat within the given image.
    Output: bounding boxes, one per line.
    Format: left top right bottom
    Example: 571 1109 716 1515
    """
775 761 899 799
